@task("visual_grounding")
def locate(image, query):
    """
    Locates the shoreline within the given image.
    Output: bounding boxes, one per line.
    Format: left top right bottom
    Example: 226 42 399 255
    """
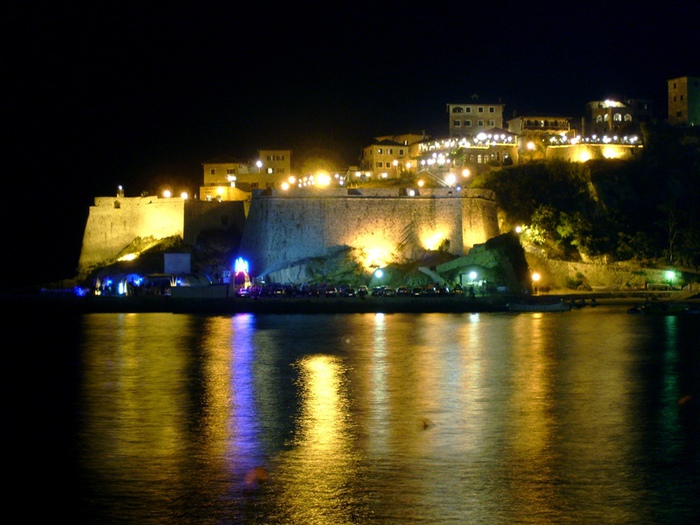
5 290 696 315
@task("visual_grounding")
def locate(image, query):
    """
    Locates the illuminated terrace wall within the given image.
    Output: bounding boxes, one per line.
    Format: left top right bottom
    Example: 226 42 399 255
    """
238 188 499 277
545 143 642 162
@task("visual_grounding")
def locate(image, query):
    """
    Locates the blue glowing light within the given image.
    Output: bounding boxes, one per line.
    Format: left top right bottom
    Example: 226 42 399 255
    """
235 257 249 275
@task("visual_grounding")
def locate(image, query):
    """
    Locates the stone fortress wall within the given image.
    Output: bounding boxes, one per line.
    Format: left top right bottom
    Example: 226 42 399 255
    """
78 196 245 272
238 187 500 277
78 188 499 277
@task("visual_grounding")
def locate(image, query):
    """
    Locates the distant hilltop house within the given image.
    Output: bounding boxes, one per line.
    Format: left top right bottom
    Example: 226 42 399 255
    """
668 76 700 127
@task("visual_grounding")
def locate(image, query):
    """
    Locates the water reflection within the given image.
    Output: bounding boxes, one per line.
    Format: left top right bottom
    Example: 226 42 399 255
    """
71 309 699 523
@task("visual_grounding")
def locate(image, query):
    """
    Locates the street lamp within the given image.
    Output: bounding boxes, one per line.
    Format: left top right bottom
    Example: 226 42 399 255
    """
666 270 676 289
532 272 541 294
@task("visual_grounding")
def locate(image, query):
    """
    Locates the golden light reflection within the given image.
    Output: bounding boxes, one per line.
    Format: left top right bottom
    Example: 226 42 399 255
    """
276 354 356 523
505 314 556 514
81 314 195 490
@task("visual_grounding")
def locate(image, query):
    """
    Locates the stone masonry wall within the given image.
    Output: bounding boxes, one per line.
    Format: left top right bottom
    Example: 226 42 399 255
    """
79 196 186 271
238 188 499 277
79 189 499 278
78 197 245 272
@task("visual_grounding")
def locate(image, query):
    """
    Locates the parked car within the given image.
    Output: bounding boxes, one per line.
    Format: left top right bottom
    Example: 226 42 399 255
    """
411 287 423 296
298 283 320 297
357 285 369 297
423 285 437 296
371 286 384 297
340 286 355 297
382 286 396 297
396 285 409 296
436 285 452 296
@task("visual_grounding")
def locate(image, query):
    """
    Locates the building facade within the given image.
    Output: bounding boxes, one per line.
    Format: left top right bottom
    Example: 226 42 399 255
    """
668 76 700 126
360 133 428 177
584 98 654 137
447 99 505 138
236 149 293 190
200 149 293 200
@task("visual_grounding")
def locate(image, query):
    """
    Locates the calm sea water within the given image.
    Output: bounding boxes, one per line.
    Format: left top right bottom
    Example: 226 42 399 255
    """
7 304 700 524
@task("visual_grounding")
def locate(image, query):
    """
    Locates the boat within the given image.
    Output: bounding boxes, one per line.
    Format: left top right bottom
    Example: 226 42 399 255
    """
506 299 572 312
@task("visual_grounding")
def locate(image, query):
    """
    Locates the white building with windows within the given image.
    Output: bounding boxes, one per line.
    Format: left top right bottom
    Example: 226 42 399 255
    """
584 99 653 137
360 133 428 178
447 98 505 138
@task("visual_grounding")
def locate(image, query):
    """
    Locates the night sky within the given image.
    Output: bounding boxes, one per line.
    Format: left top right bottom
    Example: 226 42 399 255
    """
3 1 698 285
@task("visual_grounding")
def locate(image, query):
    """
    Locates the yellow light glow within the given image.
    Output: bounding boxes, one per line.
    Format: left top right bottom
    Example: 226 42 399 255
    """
281 182 290 191
527 142 536 151
418 179 424 187
216 187 225 195
602 146 623 159
578 150 592 162
462 169 470 177
316 172 331 186
445 173 457 186
362 246 391 270
421 230 447 251
117 253 137 262
163 189 172 198
180 192 188 200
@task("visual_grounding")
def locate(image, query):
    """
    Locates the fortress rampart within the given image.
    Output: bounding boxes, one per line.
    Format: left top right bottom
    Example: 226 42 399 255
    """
78 196 245 272
238 187 499 277
78 188 499 277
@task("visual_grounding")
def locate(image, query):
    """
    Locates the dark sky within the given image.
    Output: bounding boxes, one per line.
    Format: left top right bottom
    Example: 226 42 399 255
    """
3 1 698 284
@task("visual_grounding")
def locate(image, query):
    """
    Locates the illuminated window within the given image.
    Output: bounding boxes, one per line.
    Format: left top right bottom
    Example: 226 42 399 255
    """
596 115 603 123
614 113 622 122
624 114 632 122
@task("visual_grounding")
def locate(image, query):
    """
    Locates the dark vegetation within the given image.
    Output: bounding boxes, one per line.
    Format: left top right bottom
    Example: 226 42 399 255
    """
469 124 700 270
